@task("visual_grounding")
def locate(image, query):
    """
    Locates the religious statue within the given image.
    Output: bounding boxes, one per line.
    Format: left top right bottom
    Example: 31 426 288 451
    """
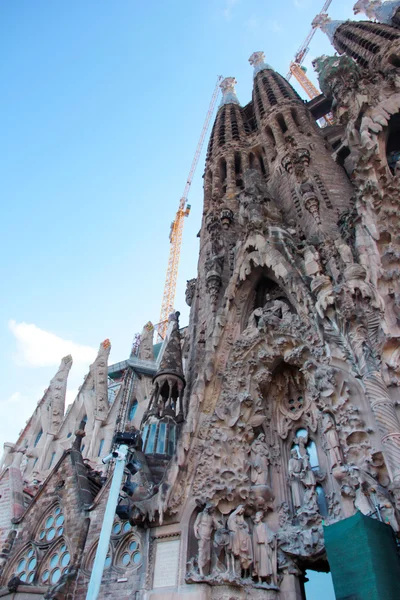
212 514 230 573
252 511 278 586
301 453 316 491
194 504 218 576
322 413 342 468
258 294 291 329
250 434 270 486
288 449 304 509
227 505 253 578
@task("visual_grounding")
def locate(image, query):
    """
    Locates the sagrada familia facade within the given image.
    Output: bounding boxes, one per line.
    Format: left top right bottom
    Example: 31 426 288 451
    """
1 1 400 598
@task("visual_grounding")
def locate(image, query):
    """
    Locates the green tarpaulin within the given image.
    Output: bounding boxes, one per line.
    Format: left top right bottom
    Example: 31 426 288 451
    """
324 511 400 600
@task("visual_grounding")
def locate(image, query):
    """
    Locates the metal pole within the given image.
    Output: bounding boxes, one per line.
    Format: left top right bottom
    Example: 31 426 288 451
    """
86 444 128 600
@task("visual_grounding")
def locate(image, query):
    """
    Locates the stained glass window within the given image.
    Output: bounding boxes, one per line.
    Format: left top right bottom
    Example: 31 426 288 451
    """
13 546 37 583
37 505 65 542
39 542 70 585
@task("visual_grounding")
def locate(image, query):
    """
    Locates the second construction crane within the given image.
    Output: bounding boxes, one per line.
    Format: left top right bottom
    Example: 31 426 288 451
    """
287 0 334 124
157 76 223 340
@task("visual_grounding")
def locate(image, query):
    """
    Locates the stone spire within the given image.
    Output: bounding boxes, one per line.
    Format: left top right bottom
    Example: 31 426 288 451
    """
248 51 273 76
312 13 345 43
157 312 184 381
46 355 73 433
353 0 400 24
91 339 111 419
219 77 240 107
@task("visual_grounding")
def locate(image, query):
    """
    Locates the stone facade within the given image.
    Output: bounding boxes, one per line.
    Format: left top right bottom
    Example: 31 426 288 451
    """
1 7 400 599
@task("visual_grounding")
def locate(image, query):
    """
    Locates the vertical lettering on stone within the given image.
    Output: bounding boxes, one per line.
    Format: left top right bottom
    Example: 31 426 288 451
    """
153 538 180 588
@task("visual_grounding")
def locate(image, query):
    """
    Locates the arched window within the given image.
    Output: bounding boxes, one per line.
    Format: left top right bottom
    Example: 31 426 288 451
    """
112 518 132 536
37 505 65 542
277 114 288 134
129 400 138 421
86 543 112 571
98 439 105 457
12 545 37 583
39 540 71 586
293 428 320 469
116 536 142 570
34 429 43 447
143 421 176 456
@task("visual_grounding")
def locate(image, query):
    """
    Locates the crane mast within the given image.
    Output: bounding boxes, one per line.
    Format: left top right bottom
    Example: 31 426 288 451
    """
157 75 223 340
287 0 334 124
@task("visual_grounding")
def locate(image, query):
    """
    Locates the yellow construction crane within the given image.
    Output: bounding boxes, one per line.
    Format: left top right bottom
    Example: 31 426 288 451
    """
157 75 223 340
287 0 334 124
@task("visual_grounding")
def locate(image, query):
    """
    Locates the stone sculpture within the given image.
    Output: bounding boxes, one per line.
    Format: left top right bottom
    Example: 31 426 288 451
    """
252 511 278 586
227 505 253 578
288 449 304 510
194 504 218 576
322 413 343 468
250 434 270 486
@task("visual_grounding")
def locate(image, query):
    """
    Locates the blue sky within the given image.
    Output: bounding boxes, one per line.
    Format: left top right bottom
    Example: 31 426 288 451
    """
1 0 356 452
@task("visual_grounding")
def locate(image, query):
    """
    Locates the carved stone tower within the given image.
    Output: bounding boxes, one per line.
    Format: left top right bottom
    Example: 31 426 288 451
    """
2 7 400 599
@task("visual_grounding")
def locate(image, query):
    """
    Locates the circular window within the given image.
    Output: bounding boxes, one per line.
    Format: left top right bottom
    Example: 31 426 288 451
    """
14 547 36 584
51 568 61 584
42 570 49 583
112 523 121 535
40 544 71 584
117 538 142 569
37 505 65 542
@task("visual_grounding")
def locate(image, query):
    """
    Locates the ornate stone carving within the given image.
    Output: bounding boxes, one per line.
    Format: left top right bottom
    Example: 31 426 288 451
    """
185 278 197 307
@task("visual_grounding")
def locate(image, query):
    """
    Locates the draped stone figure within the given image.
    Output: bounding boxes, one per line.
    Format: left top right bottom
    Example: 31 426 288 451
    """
252 511 278 586
288 449 304 509
227 505 253 578
250 433 270 486
301 453 316 490
322 413 343 468
194 504 218 576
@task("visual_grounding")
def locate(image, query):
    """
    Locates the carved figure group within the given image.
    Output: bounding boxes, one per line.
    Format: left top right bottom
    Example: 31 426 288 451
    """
193 504 278 587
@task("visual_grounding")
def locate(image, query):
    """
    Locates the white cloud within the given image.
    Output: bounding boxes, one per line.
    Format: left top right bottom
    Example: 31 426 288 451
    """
9 320 96 367
223 0 240 21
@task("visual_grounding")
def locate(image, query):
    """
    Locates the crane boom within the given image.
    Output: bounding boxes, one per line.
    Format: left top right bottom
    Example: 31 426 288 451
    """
158 75 223 340
287 0 333 77
286 0 334 125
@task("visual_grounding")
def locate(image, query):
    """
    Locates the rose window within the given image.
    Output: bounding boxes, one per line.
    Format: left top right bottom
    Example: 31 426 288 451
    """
40 543 70 585
38 506 65 542
14 546 37 583
117 537 142 569
287 396 304 413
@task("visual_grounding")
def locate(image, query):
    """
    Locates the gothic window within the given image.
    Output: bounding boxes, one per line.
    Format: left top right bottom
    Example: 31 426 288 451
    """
37 505 65 542
116 536 142 569
98 439 105 457
87 543 112 571
277 114 288 134
234 152 243 188
34 429 43 447
39 541 71 586
143 420 176 456
112 519 132 536
265 126 276 148
219 157 227 195
12 545 37 583
293 428 319 469
129 400 138 421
